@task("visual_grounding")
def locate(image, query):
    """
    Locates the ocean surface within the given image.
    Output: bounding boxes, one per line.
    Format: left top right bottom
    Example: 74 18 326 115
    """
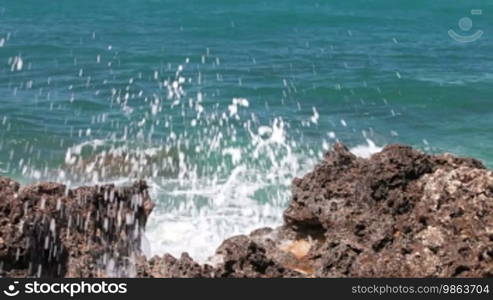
1 0 492 262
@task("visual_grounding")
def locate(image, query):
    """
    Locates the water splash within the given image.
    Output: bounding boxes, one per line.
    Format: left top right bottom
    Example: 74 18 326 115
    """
1 32 384 263
350 139 383 159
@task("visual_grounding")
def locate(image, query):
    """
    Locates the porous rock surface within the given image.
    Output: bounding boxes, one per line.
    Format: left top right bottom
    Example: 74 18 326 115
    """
1 144 493 277
282 144 492 277
0 179 153 277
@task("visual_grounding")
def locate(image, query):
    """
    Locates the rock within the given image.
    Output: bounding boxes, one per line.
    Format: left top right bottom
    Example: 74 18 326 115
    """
0 179 154 277
1 143 493 278
136 253 214 278
213 234 302 278
282 143 493 277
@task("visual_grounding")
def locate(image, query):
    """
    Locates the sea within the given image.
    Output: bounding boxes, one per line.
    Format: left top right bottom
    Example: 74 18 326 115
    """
0 0 492 262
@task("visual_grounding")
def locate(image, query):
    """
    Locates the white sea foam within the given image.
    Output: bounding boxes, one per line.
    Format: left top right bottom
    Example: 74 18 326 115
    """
142 116 317 262
350 139 383 159
144 181 284 263
143 138 383 262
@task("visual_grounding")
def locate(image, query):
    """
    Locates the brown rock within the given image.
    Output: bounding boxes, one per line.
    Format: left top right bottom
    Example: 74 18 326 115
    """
0 178 154 277
283 144 493 277
1 143 493 278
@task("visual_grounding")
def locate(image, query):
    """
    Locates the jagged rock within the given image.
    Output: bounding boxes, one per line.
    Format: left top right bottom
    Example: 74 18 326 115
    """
213 234 302 278
136 253 214 278
283 143 492 277
1 143 493 278
0 179 154 277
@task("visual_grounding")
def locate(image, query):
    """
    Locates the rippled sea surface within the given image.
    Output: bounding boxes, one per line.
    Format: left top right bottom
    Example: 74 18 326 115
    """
0 0 492 261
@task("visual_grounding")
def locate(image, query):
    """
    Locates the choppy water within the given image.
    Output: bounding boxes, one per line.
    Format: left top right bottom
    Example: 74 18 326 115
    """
0 0 492 262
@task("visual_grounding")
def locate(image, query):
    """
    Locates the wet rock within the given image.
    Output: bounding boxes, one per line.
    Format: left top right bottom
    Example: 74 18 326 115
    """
1 143 493 278
0 179 153 277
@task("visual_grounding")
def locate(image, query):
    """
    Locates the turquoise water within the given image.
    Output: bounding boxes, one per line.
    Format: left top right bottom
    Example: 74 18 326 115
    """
0 0 492 260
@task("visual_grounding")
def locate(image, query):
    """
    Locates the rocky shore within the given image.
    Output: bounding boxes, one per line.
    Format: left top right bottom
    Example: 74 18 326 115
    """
1 144 492 277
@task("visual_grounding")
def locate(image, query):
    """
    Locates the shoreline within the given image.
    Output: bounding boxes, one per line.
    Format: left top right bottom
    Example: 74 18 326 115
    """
1 143 492 277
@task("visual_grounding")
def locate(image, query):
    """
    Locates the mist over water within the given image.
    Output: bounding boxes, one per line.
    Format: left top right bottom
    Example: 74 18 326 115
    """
0 0 492 261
